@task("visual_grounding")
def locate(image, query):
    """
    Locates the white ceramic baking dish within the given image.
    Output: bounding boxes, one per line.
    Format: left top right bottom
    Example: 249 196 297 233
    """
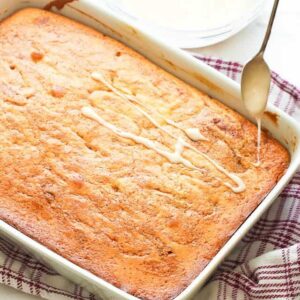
0 1 299 300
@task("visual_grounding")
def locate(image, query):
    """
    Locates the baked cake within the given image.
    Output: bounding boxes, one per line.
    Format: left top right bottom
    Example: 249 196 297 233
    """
0 8 289 300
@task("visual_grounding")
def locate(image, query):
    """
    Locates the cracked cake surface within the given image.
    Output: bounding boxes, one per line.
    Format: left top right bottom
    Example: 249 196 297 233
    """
0 8 289 300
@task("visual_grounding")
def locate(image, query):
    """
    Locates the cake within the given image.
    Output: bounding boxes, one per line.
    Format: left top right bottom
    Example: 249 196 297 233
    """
0 8 289 300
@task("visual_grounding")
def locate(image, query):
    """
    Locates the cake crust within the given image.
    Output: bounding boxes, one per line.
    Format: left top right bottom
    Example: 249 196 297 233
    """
0 8 289 300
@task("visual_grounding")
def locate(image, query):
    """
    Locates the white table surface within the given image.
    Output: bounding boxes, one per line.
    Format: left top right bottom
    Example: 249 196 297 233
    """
1 0 299 299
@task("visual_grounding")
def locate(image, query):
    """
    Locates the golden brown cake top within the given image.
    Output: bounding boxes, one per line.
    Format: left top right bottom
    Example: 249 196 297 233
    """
0 8 289 300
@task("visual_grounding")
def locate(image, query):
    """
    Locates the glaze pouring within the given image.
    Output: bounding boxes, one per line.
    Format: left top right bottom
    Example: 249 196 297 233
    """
241 0 280 166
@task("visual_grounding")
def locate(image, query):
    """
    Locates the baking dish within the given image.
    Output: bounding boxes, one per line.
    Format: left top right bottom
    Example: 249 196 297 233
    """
0 1 300 300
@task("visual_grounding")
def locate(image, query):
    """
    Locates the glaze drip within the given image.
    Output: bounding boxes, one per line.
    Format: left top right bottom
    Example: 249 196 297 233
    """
90 72 245 193
82 104 245 193
184 127 208 142
253 118 262 167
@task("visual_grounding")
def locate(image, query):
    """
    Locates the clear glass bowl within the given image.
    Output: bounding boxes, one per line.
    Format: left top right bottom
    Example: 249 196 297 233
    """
104 0 265 49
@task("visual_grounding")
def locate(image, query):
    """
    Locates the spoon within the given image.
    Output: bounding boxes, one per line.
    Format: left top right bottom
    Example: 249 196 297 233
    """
241 0 280 118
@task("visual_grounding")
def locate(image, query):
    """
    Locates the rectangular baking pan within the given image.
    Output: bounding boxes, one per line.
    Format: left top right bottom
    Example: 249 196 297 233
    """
0 1 300 299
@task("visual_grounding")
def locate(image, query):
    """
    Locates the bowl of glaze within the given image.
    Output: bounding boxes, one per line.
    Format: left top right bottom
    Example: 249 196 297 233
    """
103 0 265 48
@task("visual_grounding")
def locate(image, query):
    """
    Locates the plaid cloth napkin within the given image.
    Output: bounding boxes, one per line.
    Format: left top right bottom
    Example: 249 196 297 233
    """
0 56 299 300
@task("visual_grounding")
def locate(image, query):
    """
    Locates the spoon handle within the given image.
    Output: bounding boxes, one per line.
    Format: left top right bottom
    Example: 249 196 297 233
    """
259 0 280 55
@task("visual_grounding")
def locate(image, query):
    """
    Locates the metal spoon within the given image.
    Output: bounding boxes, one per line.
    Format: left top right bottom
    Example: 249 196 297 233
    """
241 0 280 118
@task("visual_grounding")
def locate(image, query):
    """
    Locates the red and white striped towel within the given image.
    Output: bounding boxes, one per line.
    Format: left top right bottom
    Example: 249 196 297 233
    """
0 56 299 300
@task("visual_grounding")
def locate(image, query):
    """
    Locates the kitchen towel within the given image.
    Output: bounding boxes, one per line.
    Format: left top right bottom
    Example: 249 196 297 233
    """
0 56 299 300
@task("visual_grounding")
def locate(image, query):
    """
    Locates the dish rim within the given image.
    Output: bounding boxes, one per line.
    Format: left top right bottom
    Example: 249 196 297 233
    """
0 1 299 300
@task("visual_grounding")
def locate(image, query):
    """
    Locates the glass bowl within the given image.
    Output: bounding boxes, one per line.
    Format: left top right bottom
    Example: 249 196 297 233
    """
104 0 265 49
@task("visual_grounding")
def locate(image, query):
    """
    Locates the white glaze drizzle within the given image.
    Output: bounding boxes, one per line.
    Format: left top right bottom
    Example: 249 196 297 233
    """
165 119 207 141
91 72 245 193
82 106 245 193
82 107 198 170
253 118 262 167
184 127 208 142
91 72 208 142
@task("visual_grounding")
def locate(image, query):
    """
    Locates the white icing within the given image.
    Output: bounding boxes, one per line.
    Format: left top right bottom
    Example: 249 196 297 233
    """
253 117 262 167
82 106 245 193
82 107 198 171
91 72 245 193
166 119 207 142
92 72 208 143
91 72 105 82
182 141 245 193
164 119 177 127
184 127 208 141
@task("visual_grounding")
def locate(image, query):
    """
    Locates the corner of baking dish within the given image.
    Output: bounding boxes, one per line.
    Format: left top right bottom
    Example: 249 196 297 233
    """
0 1 300 300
